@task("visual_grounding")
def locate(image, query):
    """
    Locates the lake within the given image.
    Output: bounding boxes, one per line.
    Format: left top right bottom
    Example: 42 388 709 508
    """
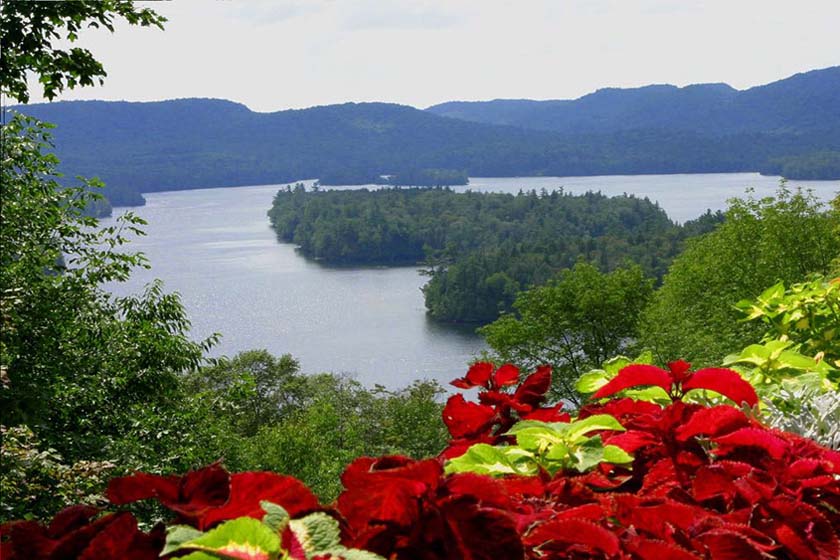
103 173 838 388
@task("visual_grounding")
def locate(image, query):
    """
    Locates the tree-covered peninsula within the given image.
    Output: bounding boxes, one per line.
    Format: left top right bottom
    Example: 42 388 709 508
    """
268 185 722 322
759 150 840 180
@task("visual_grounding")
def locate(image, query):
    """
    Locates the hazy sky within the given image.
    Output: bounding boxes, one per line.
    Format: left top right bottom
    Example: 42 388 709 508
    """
25 0 840 112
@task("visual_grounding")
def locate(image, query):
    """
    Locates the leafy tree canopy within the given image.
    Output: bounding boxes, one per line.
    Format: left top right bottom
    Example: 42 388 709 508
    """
0 0 165 103
480 262 654 403
640 186 840 366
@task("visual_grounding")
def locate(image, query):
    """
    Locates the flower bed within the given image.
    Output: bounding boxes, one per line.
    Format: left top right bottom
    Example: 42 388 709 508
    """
2 362 839 559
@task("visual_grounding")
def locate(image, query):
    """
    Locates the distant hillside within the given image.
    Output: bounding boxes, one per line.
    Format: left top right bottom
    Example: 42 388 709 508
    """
427 66 840 136
8 67 840 207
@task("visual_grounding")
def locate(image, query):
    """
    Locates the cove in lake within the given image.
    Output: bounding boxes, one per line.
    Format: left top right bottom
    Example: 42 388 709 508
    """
103 173 838 388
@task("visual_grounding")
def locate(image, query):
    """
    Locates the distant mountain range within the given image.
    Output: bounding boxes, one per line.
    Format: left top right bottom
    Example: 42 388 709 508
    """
427 67 840 136
8 66 840 209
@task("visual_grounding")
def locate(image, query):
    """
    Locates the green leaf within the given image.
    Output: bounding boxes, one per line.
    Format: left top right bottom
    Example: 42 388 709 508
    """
602 355 634 376
289 512 341 554
576 369 610 394
622 386 671 403
570 436 606 472
565 415 625 442
261 501 290 534
444 443 533 476
602 444 634 465
164 517 280 560
758 281 786 305
506 421 568 452
162 525 205 557
318 548 388 560
543 440 571 461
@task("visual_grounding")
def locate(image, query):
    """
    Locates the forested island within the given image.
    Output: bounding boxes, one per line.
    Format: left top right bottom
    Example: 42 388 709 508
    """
268 185 723 322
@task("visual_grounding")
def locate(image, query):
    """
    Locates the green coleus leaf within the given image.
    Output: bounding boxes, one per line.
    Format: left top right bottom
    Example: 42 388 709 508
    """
163 517 280 560
602 355 634 377
576 369 610 394
621 386 671 404
570 436 607 472
261 501 290 533
316 548 388 560
602 444 634 465
565 414 626 443
775 350 832 372
543 439 571 461
506 421 568 452
445 443 535 476
162 525 205 557
289 512 341 555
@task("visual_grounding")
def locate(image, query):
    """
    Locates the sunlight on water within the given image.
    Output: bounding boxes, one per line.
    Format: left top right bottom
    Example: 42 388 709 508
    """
102 173 838 387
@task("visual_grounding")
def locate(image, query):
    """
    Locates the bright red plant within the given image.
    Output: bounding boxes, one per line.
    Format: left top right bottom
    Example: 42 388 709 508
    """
592 359 759 407
3 361 839 559
441 363 570 459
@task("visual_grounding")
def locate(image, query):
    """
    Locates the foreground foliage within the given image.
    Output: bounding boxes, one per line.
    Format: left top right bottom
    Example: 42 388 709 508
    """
4 363 839 559
641 186 839 365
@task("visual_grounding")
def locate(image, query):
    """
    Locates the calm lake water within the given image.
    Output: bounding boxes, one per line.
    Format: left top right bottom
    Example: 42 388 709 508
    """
104 173 838 388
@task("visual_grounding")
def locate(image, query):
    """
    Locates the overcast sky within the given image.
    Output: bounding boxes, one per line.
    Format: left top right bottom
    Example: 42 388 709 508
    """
25 0 840 112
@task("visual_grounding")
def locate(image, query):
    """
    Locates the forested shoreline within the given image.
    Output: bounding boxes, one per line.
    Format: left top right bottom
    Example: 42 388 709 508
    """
268 185 723 322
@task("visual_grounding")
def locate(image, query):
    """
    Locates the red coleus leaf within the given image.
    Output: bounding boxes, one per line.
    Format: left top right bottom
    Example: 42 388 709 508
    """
551 504 606 522
765 497 840 560
498 475 546 499
667 359 693 382
675 405 751 441
613 495 709 535
199 472 319 529
681 368 759 407
442 394 496 438
47 505 100 538
438 498 525 560
512 365 552 408
77 512 152 560
693 529 774 560
591 364 673 400
692 465 737 503
443 473 513 510
521 403 570 422
713 428 789 460
107 463 230 521
525 518 619 556
2 509 160 560
603 429 656 453
492 364 520 388
1 520 57 559
451 362 494 389
478 390 530 413
52 512 143 560
282 527 308 560
627 538 701 560
337 456 442 531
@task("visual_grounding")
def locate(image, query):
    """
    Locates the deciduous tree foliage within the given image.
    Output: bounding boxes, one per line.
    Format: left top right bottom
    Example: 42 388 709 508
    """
480 263 653 403
0 115 217 461
0 0 165 103
640 187 840 366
